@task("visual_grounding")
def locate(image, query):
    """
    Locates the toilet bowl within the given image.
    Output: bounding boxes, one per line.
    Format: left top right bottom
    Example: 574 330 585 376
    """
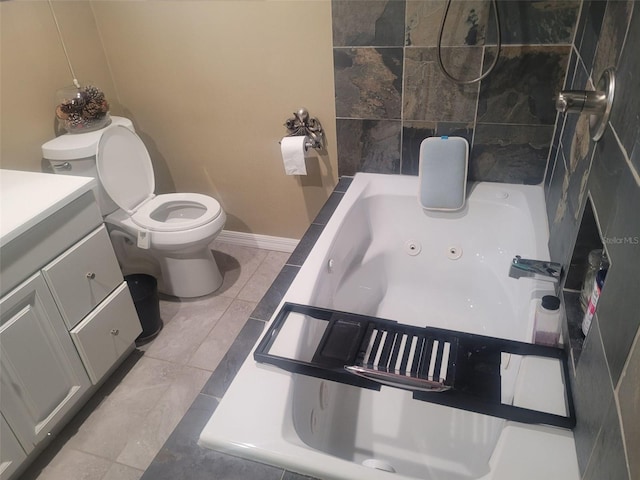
42 117 226 298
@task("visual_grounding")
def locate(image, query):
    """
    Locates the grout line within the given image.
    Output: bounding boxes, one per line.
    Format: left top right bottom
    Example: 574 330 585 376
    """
614 392 634 480
185 300 257 369
544 145 558 197
616 1 634 75
469 44 485 151
71 445 125 466
199 391 222 402
577 317 615 477
475 122 556 127
399 2 409 176
571 0 585 49
613 323 640 478
595 313 618 404
403 43 574 49
609 124 640 188
184 363 221 375
110 462 145 475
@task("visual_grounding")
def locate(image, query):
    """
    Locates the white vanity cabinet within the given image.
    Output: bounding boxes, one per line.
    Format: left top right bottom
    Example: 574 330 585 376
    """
0 170 142 479
0 414 27 480
0 273 91 455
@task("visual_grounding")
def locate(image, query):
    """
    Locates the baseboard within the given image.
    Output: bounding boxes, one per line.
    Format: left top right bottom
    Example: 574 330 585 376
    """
217 230 299 253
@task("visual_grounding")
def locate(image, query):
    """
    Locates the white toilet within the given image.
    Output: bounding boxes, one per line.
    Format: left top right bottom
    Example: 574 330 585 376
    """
42 116 226 298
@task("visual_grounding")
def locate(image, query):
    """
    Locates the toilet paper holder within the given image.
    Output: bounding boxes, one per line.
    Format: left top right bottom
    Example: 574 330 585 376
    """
284 108 325 151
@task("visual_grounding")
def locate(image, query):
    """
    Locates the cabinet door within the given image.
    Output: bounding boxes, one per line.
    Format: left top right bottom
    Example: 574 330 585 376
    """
0 274 91 452
0 414 26 480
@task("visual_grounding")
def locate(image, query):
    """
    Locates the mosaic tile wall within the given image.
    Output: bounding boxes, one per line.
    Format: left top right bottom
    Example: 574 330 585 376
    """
545 1 639 478
332 0 579 183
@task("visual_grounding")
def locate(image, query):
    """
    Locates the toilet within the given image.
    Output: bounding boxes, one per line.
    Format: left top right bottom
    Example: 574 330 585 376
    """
42 116 226 298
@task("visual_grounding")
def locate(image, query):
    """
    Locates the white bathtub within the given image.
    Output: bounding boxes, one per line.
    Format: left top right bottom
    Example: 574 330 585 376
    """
199 173 579 480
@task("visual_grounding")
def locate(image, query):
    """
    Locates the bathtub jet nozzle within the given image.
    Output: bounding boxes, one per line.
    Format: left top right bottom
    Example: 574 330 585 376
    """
509 256 561 282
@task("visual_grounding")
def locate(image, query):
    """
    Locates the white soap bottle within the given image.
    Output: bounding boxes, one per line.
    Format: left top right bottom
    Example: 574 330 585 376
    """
533 295 562 347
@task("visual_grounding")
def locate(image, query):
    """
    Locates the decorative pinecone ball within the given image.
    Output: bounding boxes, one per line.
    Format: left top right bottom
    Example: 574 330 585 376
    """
66 113 84 128
82 98 109 120
84 85 105 103
56 84 111 133
55 105 69 120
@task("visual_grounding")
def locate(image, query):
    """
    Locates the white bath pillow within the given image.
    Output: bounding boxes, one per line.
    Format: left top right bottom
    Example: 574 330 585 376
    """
418 136 469 211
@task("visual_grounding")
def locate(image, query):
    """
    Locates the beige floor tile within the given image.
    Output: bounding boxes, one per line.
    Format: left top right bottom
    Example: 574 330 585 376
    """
210 241 268 297
64 398 146 462
237 250 290 302
187 299 256 371
115 365 211 470
25 448 112 480
157 295 182 327
117 355 185 391
142 295 233 364
65 357 184 460
101 463 144 480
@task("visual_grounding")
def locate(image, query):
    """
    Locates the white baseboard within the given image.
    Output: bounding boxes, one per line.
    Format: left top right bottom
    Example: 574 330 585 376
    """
217 230 299 253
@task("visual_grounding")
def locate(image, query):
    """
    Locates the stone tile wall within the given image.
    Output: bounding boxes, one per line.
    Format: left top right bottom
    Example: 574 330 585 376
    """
333 2 639 478
332 0 579 182
545 1 639 479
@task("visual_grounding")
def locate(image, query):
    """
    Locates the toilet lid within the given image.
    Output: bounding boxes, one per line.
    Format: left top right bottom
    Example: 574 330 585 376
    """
96 125 155 214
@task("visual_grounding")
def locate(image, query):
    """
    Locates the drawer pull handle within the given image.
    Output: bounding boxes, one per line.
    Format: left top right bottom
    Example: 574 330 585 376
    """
110 329 120 336
86 272 96 280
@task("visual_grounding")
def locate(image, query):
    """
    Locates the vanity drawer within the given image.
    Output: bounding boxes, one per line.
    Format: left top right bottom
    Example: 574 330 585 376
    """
43 226 123 330
70 283 142 384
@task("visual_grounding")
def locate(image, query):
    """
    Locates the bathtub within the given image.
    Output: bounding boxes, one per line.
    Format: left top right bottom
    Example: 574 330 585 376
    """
199 173 579 480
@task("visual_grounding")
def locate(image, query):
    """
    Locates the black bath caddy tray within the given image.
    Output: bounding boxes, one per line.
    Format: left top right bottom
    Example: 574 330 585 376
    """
254 303 576 429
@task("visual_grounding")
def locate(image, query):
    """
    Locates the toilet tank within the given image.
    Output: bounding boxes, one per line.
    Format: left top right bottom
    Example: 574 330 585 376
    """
42 116 135 215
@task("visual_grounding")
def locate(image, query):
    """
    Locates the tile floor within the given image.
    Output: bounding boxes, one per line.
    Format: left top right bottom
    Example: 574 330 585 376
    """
20 240 291 480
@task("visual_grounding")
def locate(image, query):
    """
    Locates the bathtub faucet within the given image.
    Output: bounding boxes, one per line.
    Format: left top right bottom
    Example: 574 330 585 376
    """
509 256 561 281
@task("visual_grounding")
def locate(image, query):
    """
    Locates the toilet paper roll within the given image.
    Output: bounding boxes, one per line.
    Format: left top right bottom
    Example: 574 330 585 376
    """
280 136 308 175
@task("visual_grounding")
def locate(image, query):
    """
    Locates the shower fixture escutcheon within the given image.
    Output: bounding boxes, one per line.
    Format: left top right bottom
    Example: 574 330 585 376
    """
555 67 615 142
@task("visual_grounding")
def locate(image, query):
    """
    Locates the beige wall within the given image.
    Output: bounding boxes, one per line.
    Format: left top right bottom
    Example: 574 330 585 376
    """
0 1 117 170
1 1 338 239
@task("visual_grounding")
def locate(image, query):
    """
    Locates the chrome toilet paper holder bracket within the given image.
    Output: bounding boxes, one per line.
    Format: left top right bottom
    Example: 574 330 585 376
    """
284 107 325 150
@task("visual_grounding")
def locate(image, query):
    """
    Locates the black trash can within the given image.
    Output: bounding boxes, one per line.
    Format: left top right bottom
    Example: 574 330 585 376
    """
125 274 163 345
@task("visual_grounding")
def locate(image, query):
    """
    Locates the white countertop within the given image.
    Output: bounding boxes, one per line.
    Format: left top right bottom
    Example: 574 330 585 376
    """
0 169 96 247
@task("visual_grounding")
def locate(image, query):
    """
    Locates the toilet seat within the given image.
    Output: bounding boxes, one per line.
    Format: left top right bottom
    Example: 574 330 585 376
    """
132 193 222 232
97 126 221 232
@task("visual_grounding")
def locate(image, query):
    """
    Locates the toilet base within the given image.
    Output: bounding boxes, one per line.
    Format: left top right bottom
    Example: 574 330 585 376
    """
109 229 223 298
158 247 223 298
